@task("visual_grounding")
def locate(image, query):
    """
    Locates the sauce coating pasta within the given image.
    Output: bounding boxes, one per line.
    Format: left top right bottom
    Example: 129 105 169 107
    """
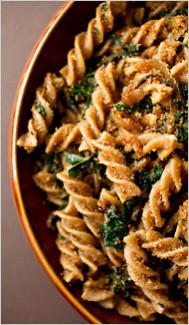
17 1 188 323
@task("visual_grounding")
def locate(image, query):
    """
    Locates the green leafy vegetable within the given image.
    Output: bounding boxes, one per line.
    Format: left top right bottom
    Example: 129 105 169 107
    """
115 102 132 113
124 196 139 211
63 71 96 116
101 3 108 11
98 198 139 250
110 35 123 46
171 7 188 16
92 28 99 35
93 160 106 179
176 120 188 143
34 103 46 116
66 153 96 177
107 264 133 298
115 96 153 115
38 151 63 174
136 165 164 192
173 86 188 143
98 205 128 250
150 165 164 184
110 35 140 57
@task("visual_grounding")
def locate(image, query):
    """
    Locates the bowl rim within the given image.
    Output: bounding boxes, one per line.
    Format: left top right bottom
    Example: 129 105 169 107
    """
8 2 101 324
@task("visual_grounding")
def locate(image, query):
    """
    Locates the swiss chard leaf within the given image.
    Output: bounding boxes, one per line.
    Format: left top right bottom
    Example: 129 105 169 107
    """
66 153 96 177
98 199 139 250
136 165 164 192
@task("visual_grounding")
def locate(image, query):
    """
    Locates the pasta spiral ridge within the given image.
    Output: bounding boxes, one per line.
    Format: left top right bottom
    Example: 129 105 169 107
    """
91 131 141 203
79 62 117 152
57 170 104 237
142 155 188 230
55 209 107 275
81 276 114 304
45 123 80 153
17 73 64 153
60 1 127 86
143 230 188 267
33 167 66 206
124 230 188 323
56 236 84 282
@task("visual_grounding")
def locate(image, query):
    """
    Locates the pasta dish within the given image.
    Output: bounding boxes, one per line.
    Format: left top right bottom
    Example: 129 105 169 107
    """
17 1 188 323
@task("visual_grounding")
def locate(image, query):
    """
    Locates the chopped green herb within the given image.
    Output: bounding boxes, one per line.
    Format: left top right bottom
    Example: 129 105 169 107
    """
34 103 46 116
138 96 153 113
115 96 153 115
63 71 96 116
173 88 188 143
93 28 99 35
93 161 106 179
124 196 139 211
56 203 68 210
150 165 164 184
176 119 188 143
161 118 167 126
175 111 184 121
38 151 63 174
110 35 123 46
115 102 132 113
136 165 164 192
98 198 139 250
107 265 133 298
66 153 96 177
66 153 86 165
171 7 188 16
101 3 108 11
110 35 140 57
98 205 128 250
122 44 140 56
182 43 188 48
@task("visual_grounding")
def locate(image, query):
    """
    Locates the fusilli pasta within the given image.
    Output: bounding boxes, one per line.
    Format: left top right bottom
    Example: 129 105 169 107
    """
17 1 188 323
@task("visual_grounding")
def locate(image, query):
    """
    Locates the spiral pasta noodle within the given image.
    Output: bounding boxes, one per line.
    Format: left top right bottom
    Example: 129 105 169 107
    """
57 170 105 238
17 1 188 323
142 155 188 230
143 230 188 267
124 230 188 323
17 73 64 153
79 62 117 152
55 210 107 275
60 1 127 86
92 131 141 203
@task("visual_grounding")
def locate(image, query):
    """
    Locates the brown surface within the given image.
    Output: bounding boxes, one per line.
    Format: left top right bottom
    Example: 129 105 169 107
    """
2 2 87 324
